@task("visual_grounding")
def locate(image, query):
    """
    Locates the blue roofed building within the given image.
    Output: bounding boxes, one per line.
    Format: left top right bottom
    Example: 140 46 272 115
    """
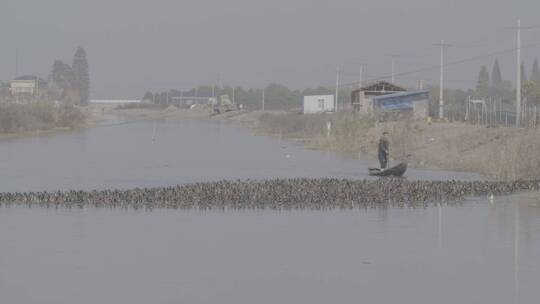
372 90 429 120
351 81 429 120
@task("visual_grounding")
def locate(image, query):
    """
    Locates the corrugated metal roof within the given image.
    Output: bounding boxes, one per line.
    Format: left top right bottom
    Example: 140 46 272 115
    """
371 90 430 101
372 90 430 112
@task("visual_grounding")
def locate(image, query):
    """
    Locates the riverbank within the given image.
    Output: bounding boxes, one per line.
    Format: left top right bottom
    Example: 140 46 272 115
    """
111 106 540 180
249 112 540 181
0 103 86 139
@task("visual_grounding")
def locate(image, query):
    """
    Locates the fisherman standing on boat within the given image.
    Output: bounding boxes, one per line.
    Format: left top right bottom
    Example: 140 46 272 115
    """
378 132 390 169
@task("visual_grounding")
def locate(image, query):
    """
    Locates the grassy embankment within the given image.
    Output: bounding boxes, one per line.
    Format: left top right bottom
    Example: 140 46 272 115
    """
0 102 85 136
255 112 540 180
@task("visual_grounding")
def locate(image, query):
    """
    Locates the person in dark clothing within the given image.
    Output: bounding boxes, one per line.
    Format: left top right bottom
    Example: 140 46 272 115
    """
378 132 390 169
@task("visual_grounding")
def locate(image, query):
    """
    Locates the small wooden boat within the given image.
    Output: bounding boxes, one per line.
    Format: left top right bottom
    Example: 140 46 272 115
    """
368 162 408 177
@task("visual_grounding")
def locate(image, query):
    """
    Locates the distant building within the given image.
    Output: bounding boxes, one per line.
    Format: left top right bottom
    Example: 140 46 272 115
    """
351 81 406 112
350 81 429 120
371 90 430 120
10 80 36 95
9 75 47 96
303 95 335 114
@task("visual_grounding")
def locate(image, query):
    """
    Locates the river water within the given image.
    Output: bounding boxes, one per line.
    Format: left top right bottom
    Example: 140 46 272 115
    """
0 119 478 192
0 119 538 303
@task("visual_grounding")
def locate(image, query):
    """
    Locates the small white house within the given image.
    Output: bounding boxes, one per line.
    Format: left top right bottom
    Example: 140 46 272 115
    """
10 80 37 95
303 95 335 114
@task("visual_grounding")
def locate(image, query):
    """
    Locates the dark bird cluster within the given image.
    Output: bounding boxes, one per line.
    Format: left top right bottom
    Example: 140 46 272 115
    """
0 178 539 210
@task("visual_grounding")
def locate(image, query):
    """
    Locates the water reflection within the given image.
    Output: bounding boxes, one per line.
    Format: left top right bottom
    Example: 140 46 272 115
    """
1 195 539 304
514 203 519 300
438 203 443 249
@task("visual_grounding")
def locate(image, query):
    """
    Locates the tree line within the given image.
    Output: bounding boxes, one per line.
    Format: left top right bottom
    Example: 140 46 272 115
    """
474 58 540 104
142 57 540 116
48 47 90 105
142 84 353 111
424 57 540 119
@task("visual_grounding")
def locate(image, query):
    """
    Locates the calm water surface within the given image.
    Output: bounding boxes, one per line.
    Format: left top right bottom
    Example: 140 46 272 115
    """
1 198 539 304
0 119 478 192
1 119 538 304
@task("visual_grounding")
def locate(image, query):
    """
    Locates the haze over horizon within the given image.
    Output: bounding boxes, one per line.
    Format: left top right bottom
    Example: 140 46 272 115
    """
1 0 540 98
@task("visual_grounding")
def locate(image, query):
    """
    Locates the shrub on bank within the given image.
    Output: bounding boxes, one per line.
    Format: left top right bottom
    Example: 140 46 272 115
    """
115 103 164 110
257 112 376 144
0 102 85 134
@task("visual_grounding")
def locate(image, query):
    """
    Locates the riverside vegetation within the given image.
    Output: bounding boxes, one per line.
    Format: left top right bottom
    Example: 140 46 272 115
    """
255 112 540 181
0 102 85 134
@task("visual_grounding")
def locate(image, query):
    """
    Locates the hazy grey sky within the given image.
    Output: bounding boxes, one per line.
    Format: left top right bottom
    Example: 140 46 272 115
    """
1 0 540 98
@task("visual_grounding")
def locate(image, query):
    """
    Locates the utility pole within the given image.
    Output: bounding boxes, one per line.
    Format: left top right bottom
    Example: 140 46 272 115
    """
232 86 236 104
335 67 340 112
180 88 183 105
517 19 522 127
262 87 265 111
386 54 399 84
15 48 19 78
358 64 364 89
391 57 395 83
435 40 451 119
509 19 533 127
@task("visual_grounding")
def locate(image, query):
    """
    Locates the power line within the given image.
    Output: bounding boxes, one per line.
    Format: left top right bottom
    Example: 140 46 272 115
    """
336 41 540 89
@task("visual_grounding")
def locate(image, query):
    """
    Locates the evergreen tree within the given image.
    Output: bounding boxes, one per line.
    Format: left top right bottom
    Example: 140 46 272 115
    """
50 60 76 90
531 58 540 84
491 59 502 88
72 47 90 105
143 91 154 102
476 66 490 98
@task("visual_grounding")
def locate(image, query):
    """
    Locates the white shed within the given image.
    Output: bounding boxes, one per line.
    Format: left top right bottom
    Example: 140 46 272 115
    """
303 95 335 114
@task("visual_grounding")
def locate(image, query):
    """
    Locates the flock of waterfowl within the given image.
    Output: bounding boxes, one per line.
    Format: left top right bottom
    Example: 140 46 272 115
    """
1 178 539 210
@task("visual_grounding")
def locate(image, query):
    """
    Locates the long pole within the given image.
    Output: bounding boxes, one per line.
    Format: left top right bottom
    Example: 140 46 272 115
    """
335 67 340 112
15 48 19 78
439 40 444 119
435 40 451 120
391 58 395 83
517 19 522 127
179 89 183 106
359 64 364 89
232 86 236 104
262 87 265 111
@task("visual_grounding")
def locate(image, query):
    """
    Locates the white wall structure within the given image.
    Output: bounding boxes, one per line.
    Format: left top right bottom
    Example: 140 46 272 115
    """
303 95 335 114
10 80 36 95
